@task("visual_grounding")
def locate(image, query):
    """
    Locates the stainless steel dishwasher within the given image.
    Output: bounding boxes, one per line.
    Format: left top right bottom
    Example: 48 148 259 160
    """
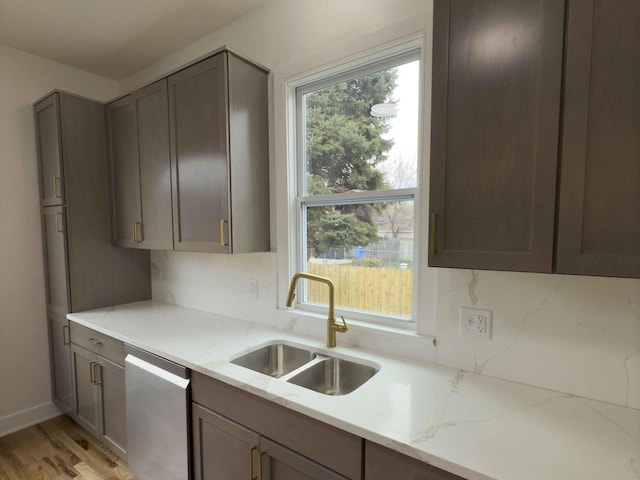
125 345 191 480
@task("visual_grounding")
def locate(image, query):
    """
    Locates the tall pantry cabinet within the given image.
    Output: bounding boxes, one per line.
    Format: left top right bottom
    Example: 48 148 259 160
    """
34 92 151 414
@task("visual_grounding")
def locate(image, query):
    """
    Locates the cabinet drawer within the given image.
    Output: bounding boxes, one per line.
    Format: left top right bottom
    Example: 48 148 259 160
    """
365 442 465 480
70 322 125 366
192 372 362 479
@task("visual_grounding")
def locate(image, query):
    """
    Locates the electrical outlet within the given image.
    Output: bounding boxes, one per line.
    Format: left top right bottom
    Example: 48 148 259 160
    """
249 279 258 299
459 307 492 339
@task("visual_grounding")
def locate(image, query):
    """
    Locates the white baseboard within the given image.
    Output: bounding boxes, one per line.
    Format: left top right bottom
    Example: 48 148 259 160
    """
0 402 61 437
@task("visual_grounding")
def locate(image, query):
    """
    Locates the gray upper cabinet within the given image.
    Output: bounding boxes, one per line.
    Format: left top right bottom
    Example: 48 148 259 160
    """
556 0 640 278
135 80 173 250
35 92 151 314
429 0 565 273
107 95 141 248
428 0 640 279
168 51 269 253
107 80 173 250
35 94 64 206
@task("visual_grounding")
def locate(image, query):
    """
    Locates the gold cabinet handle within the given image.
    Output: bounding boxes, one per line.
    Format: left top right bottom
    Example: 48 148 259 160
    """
88 337 103 346
62 325 70 345
220 219 228 247
249 446 258 480
55 211 63 233
92 362 102 385
258 451 267 480
53 176 61 198
132 221 137 243
89 361 96 384
429 213 438 255
134 222 142 243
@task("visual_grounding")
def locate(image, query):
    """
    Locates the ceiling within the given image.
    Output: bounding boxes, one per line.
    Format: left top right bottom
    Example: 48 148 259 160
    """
0 0 271 80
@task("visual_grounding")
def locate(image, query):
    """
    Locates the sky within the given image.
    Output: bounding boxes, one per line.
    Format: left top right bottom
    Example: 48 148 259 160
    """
381 59 420 188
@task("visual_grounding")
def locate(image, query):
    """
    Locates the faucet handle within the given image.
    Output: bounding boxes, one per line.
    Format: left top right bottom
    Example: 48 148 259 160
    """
335 315 348 332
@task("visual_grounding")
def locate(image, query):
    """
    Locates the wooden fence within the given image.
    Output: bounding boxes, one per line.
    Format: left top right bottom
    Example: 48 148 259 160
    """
306 262 412 318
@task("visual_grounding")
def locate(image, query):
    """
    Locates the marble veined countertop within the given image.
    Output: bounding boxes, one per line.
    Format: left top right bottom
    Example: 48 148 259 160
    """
68 300 640 480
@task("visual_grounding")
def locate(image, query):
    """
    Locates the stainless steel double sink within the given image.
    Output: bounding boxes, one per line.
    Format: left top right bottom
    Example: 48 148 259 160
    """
231 342 379 396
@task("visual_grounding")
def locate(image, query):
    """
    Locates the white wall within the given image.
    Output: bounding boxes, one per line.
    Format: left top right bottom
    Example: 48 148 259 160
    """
134 0 640 412
0 44 119 433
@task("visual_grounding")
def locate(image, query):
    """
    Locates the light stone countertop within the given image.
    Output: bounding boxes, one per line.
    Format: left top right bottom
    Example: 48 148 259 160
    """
68 300 640 480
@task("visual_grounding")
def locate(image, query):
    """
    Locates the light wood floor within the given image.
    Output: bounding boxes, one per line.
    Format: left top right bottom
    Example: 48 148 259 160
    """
0 415 136 480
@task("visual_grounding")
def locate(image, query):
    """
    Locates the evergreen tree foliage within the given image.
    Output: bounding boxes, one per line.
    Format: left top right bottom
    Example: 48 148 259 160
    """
304 69 397 257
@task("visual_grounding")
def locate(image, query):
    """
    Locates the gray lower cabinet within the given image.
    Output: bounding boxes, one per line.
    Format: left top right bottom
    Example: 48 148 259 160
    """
192 403 259 480
47 313 73 413
69 326 127 461
260 437 348 480
365 442 464 480
192 372 359 479
168 51 269 253
71 344 101 438
106 79 173 250
192 403 348 480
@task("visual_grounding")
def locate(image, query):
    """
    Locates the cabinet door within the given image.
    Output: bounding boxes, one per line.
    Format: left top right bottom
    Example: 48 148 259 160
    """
106 95 141 248
96 357 127 460
71 345 100 438
41 206 69 315
260 438 348 480
134 79 174 250
365 442 464 480
34 94 64 206
169 53 230 253
556 0 640 277
192 403 259 480
48 313 73 413
429 0 565 272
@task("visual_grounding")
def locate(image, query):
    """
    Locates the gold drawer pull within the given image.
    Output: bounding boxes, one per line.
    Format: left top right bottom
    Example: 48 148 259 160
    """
249 446 258 480
53 176 61 198
220 219 229 247
55 211 63 233
88 337 103 346
92 362 102 385
134 222 142 243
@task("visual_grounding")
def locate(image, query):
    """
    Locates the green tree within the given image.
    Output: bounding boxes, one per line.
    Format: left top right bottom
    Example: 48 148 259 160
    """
305 69 397 257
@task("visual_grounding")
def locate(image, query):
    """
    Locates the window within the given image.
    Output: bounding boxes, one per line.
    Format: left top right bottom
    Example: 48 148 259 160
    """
294 51 421 323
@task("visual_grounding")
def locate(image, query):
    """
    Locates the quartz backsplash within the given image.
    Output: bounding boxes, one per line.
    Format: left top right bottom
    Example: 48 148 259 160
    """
151 250 640 410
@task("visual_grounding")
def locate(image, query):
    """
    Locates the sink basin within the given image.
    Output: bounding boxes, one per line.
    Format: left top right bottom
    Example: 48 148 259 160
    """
287 357 378 396
231 344 316 378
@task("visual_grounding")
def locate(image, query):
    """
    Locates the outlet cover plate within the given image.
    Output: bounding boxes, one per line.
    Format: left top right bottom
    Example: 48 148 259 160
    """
460 307 492 339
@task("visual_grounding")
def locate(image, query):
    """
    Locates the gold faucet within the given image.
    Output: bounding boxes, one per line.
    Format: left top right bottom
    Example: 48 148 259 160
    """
285 272 348 348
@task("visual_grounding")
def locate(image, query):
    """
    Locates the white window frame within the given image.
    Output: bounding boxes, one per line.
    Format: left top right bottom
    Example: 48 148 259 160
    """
291 47 422 328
